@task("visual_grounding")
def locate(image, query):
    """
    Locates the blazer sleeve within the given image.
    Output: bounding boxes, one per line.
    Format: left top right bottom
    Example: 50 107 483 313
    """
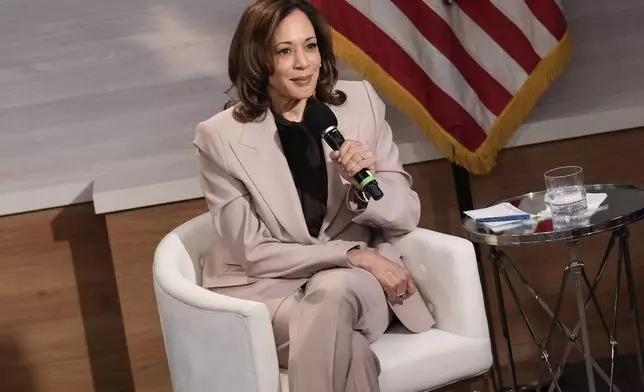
194 122 366 279
348 80 421 235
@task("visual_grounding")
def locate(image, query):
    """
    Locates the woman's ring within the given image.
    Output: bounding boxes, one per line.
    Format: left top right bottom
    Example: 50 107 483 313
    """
358 152 365 160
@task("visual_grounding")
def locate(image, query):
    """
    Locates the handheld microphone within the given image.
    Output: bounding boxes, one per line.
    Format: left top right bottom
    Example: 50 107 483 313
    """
304 101 384 201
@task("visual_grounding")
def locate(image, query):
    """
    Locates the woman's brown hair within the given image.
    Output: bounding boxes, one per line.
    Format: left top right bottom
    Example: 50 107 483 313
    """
225 0 346 123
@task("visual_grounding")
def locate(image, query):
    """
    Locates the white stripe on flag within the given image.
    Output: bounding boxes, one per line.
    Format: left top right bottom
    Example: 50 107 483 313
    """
489 0 558 58
424 1 528 94
346 0 496 131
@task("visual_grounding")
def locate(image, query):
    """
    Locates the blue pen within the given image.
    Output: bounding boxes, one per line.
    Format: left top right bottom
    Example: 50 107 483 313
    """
475 214 531 223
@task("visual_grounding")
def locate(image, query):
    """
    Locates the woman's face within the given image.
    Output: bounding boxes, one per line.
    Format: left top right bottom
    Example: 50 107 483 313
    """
268 10 321 105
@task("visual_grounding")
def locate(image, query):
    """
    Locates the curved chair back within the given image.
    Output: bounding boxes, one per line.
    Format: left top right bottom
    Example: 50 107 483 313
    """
153 213 281 392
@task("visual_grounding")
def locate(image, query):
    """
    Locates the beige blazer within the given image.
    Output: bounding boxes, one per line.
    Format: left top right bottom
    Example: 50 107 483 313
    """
194 80 434 333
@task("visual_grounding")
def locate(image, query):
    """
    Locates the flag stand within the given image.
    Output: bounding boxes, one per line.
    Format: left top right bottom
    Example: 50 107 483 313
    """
451 163 502 391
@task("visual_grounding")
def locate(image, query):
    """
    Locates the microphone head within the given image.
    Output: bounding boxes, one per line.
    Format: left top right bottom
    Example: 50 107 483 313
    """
304 100 338 136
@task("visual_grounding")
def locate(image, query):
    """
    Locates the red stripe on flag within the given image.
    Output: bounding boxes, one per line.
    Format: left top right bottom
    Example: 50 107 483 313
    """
392 0 512 116
312 0 487 150
525 0 567 40
458 0 541 74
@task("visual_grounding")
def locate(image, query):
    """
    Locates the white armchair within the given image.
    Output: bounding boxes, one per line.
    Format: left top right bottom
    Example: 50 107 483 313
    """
153 213 493 392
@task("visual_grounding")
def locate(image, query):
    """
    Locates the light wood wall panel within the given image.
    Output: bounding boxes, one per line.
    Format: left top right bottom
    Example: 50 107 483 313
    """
0 204 133 392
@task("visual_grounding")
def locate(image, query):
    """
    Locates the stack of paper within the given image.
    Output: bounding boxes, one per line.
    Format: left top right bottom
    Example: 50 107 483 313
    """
465 193 609 234
464 202 534 232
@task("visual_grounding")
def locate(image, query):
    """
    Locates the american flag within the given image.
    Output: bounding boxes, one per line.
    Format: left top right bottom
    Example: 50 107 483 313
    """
312 0 571 174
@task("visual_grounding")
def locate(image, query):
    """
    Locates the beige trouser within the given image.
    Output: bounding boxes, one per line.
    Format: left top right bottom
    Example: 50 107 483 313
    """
273 268 391 392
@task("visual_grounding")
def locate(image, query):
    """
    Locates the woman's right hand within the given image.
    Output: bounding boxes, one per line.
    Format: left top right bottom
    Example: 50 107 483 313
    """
347 248 416 305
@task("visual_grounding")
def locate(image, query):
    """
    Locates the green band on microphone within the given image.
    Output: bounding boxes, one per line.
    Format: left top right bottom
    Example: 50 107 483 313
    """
359 175 376 189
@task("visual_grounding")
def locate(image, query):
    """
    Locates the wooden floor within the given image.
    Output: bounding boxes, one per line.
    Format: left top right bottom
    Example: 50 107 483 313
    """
2 126 644 391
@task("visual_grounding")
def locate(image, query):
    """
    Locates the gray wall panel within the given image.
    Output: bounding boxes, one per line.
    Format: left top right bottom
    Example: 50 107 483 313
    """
1 0 643 215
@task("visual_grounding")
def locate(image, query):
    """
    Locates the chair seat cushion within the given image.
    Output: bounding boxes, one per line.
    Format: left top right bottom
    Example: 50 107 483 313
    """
279 325 491 392
279 370 288 392
372 325 492 392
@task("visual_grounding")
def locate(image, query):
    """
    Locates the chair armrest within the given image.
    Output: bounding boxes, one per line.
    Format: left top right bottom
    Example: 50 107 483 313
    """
389 228 489 340
154 235 281 392
171 212 215 286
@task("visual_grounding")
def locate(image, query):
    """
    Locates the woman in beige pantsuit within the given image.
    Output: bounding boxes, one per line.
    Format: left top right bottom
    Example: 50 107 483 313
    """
194 1 435 391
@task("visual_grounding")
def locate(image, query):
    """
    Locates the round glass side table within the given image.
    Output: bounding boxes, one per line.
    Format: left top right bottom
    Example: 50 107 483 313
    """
463 184 644 392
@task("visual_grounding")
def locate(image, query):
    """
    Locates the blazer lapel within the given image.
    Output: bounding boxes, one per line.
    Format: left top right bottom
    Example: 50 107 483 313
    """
319 104 360 237
229 111 312 245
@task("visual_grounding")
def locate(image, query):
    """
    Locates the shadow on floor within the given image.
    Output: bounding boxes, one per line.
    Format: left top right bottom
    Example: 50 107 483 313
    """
52 186 135 392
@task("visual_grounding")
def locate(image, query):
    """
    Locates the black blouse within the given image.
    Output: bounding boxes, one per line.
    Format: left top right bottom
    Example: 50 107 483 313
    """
274 107 328 238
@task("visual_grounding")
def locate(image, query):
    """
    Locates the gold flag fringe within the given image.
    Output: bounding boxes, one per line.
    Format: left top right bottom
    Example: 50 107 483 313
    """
331 29 572 174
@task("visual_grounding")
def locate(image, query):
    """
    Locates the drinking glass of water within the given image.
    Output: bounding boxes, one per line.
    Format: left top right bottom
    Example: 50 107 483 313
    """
544 166 588 218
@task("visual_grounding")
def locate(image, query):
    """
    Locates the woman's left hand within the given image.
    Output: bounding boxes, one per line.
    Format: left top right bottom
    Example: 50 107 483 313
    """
329 140 376 184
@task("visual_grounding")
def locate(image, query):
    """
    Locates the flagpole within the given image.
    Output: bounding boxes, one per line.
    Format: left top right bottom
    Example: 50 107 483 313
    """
451 163 502 391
